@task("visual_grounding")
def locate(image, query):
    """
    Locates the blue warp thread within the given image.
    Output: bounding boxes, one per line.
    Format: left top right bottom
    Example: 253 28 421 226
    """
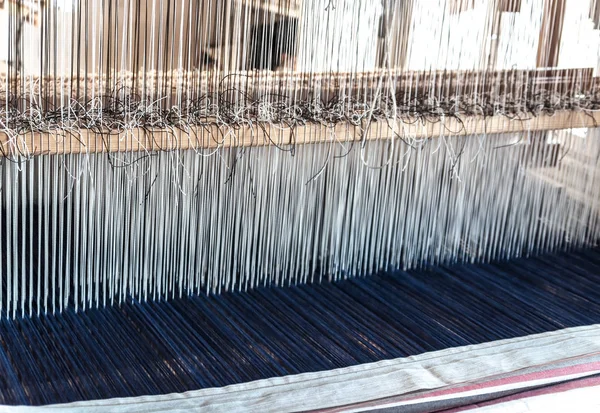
0 248 598 405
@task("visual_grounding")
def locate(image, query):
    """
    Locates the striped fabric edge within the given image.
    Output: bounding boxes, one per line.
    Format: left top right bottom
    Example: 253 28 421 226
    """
366 375 600 413
447 379 600 413
331 356 600 412
2 324 600 413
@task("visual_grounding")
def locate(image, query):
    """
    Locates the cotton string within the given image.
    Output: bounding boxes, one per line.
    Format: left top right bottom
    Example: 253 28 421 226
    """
0 0 599 318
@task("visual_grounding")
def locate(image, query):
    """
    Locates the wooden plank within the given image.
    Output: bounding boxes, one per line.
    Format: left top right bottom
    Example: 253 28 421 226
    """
241 0 301 18
537 0 567 68
2 110 599 157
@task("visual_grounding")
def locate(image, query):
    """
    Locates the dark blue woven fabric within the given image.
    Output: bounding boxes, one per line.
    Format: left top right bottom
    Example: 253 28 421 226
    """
0 248 599 405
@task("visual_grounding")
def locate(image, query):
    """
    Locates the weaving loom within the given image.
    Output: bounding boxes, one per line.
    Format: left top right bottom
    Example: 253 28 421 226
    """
0 0 600 411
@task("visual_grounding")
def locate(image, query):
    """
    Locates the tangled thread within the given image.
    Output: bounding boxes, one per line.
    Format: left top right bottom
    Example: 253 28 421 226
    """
1 72 599 160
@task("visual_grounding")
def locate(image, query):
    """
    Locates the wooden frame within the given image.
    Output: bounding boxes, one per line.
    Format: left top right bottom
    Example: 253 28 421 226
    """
537 0 567 68
1 68 597 156
2 109 599 157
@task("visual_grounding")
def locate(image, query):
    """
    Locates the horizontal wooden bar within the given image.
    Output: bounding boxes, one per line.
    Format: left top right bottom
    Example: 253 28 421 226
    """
1 110 599 157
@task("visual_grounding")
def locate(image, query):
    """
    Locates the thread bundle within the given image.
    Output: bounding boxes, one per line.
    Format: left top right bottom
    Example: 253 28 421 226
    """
0 0 599 319
1 128 599 317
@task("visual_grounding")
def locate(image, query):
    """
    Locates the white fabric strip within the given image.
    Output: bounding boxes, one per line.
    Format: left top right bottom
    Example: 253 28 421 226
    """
347 370 600 413
464 384 600 413
328 352 600 413
2 325 600 413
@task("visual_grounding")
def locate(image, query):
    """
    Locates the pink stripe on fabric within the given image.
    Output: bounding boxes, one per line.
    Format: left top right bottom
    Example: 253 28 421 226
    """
403 359 600 400
319 355 600 412
441 375 600 412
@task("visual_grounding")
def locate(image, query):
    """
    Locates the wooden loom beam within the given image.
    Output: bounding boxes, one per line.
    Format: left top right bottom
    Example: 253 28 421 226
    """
536 0 566 68
2 110 599 156
1 68 597 156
